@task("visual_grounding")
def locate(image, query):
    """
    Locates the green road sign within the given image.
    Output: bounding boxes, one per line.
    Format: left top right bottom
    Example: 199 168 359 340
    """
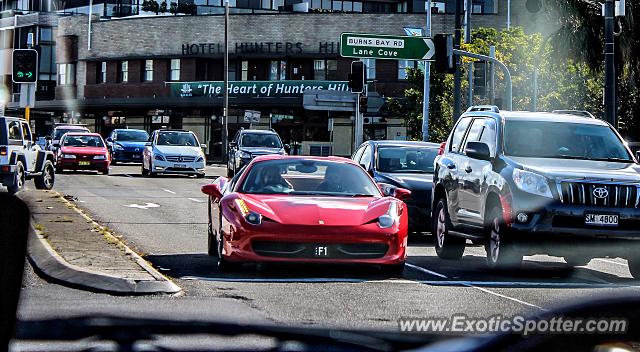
340 32 435 61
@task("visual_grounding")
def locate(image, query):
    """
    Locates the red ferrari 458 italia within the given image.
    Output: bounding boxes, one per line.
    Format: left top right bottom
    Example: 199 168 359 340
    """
201 155 411 273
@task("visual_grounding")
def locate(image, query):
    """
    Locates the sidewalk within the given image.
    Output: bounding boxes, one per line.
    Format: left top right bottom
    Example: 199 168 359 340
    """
21 190 181 295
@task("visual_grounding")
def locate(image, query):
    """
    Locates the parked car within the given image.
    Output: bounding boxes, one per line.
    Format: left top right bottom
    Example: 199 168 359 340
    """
432 106 640 276
142 129 206 178
48 124 90 154
227 128 287 177
56 133 110 175
0 116 56 194
202 155 410 273
352 140 439 233
106 129 150 164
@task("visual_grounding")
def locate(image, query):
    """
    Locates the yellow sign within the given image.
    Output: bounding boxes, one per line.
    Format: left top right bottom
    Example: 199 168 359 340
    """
25 106 30 121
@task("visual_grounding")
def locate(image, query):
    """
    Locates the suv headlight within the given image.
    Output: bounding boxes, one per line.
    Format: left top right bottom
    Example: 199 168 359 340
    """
512 169 553 198
113 144 124 151
238 151 251 159
378 202 399 229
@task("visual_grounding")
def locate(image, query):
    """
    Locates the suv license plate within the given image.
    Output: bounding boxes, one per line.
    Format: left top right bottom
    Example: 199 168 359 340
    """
174 164 188 169
585 214 619 226
79 161 90 166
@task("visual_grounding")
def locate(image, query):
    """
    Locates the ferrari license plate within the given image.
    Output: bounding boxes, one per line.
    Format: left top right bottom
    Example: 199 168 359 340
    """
585 213 619 226
314 246 329 257
174 164 188 169
78 161 90 166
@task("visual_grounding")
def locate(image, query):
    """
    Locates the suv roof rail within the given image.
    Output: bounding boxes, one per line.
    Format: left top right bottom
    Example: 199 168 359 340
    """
466 105 500 113
551 110 596 119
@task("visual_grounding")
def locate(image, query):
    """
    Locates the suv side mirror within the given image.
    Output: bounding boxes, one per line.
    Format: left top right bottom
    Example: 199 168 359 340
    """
106 137 113 143
229 141 237 148
636 151 640 161
200 143 208 151
465 141 492 161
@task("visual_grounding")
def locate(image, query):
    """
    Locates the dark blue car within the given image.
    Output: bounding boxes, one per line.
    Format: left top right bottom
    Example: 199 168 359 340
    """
352 140 440 233
106 129 150 164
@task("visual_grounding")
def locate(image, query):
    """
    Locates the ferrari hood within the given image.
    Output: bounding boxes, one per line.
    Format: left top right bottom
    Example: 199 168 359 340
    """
241 195 391 226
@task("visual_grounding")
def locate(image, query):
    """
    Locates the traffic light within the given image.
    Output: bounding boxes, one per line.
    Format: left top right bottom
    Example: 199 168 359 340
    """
359 95 368 113
473 61 487 97
12 49 38 84
433 34 456 74
348 61 366 93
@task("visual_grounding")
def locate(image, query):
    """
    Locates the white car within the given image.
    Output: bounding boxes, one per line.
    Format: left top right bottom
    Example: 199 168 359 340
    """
141 129 206 178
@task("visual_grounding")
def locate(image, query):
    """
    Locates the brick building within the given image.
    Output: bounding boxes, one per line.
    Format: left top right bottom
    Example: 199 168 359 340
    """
1 0 553 159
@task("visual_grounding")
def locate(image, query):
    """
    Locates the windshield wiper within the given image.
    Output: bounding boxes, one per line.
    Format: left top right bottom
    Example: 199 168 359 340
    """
348 193 375 197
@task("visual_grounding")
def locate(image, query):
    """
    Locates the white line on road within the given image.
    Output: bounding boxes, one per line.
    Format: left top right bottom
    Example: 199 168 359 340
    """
595 258 628 267
180 276 368 283
188 198 204 203
163 189 176 194
406 263 546 310
123 203 160 210
123 174 133 178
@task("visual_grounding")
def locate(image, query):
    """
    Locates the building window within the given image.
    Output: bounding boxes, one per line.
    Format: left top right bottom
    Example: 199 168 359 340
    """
119 61 128 83
57 63 76 85
269 60 286 81
144 60 153 82
398 60 415 80
170 59 181 81
97 61 106 83
241 61 249 81
313 60 326 80
362 58 375 80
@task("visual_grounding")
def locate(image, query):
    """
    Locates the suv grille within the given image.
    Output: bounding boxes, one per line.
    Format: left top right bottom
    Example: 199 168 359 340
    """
165 156 196 162
557 181 640 208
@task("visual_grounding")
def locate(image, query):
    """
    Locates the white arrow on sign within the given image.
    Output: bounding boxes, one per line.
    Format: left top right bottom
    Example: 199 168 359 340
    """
423 39 435 60
123 203 160 210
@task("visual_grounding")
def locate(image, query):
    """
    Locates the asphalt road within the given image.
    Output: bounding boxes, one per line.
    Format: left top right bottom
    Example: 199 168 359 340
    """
16 164 640 332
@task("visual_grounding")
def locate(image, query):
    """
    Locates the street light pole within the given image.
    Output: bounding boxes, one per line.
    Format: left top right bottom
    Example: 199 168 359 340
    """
222 0 229 163
453 0 462 121
604 0 616 127
421 0 431 142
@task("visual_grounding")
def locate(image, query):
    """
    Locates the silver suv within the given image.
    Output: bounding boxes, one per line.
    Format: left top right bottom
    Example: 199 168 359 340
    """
0 117 56 194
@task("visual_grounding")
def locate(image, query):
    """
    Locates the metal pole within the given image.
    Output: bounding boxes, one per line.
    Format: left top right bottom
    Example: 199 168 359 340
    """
222 0 229 163
604 0 616 127
532 67 538 112
489 45 495 104
88 0 93 51
453 0 462 120
507 0 511 30
354 92 360 152
453 49 512 110
468 62 473 107
464 0 471 44
421 0 431 142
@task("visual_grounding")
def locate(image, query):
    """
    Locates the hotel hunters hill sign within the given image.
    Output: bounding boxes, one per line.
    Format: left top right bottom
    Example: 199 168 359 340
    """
181 41 340 55
168 80 349 99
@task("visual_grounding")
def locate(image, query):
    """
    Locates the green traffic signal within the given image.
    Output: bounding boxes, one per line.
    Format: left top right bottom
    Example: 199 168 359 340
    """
12 49 38 83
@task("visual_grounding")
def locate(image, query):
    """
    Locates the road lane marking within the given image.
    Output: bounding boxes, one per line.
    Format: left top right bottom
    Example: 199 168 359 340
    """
163 189 176 194
595 258 628 267
188 198 204 203
181 276 368 283
123 202 160 210
406 263 546 310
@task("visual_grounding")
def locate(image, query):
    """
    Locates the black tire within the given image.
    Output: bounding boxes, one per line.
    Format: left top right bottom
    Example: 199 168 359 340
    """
433 198 465 260
34 161 55 190
379 262 405 276
196 173 205 179
141 163 149 176
7 161 25 195
101 167 110 175
216 232 240 272
227 167 234 178
56 165 64 174
485 207 522 269
628 257 640 279
564 256 591 267
207 201 218 257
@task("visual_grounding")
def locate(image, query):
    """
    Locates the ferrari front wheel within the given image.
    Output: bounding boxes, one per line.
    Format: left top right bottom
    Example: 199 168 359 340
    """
216 233 240 272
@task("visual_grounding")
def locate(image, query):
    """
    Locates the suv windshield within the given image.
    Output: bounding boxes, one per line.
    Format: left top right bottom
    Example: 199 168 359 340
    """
504 121 633 161
116 130 149 142
54 128 88 140
377 146 438 173
240 159 380 196
241 133 282 148
156 132 198 146
62 135 104 147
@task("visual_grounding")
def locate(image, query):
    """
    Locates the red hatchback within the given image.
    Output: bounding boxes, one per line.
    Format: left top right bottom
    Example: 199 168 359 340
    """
56 133 111 175
202 155 411 274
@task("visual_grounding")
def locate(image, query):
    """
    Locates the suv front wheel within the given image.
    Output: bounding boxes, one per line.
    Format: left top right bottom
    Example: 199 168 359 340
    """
485 207 522 269
7 161 25 194
433 198 465 260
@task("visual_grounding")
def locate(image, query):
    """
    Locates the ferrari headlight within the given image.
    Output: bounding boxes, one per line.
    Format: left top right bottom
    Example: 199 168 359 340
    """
512 169 553 198
378 202 399 229
236 199 262 226
113 144 124 151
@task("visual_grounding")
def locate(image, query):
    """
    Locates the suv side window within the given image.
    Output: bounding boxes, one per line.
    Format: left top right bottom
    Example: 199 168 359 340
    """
449 117 472 153
8 121 21 142
461 118 485 153
478 119 497 156
352 144 366 161
21 122 32 143
359 145 372 170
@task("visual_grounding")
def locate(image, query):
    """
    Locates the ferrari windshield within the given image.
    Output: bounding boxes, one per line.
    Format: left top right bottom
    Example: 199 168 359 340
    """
240 159 381 196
